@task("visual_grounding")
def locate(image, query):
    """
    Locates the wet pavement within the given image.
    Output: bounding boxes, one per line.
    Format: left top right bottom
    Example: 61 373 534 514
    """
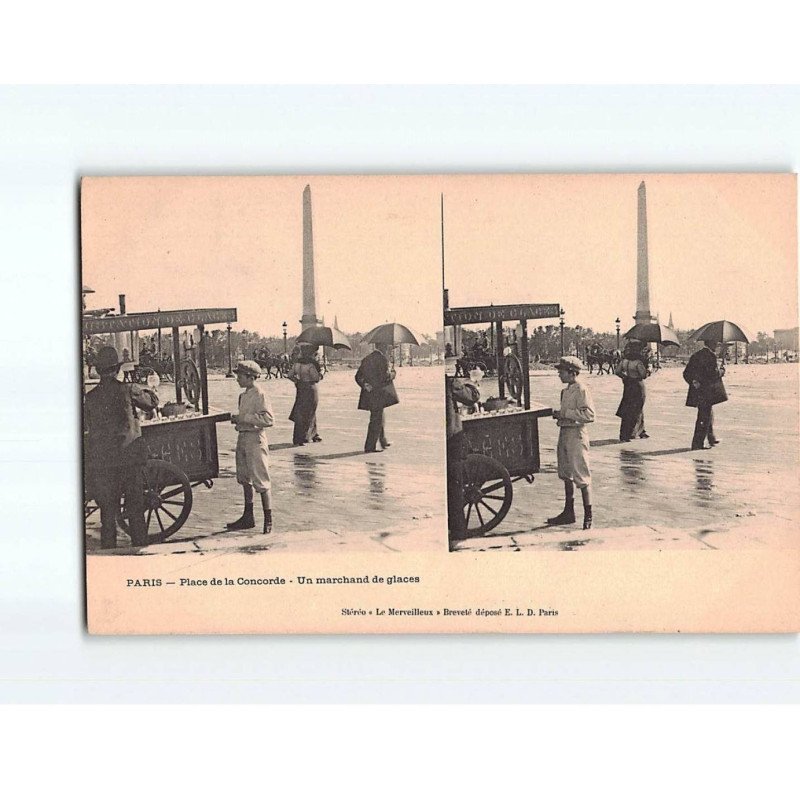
85 362 799 556
453 362 800 552
85 365 446 555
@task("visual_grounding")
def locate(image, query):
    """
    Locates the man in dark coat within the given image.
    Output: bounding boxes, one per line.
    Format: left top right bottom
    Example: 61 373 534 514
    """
84 346 158 548
446 376 481 543
683 338 726 450
355 343 399 452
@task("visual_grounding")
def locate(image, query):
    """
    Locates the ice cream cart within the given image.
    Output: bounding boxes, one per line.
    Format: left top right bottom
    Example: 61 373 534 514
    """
445 303 561 535
83 307 236 544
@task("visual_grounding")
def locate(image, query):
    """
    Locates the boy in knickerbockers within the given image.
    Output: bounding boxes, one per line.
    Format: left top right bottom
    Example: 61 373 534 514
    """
547 356 596 531
227 360 275 534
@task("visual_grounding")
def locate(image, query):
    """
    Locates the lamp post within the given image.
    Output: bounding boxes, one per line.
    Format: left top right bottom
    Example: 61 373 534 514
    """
282 321 288 355
225 323 234 377
615 317 621 350
559 308 565 357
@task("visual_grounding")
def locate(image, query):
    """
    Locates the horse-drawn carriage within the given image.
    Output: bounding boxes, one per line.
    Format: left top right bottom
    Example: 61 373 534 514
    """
445 302 561 536
455 338 528 394
584 342 621 375
253 347 292 379
132 350 175 383
455 341 498 378
83 307 236 544
86 339 178 385
253 343 331 380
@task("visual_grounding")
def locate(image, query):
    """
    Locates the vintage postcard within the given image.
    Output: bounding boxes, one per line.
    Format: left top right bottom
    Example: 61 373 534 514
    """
82 174 799 634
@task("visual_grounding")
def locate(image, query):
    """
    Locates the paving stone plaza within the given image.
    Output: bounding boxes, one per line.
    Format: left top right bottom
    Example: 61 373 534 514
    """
453 362 799 552
85 361 799 556
85 365 445 555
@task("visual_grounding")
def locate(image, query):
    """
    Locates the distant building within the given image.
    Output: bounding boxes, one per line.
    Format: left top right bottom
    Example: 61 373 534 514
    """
774 328 799 350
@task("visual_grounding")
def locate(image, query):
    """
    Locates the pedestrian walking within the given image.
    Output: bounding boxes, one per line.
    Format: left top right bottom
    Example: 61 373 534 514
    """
227 360 275 534
120 347 135 383
355 343 398 453
84 346 158 548
683 338 727 450
547 356 596 530
289 344 323 445
615 340 649 441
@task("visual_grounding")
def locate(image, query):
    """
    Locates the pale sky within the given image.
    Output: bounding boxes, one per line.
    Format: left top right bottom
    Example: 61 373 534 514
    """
82 174 797 338
81 176 444 338
443 173 797 335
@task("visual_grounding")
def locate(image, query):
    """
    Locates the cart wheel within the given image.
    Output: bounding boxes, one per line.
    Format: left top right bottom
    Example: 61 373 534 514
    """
182 359 201 406
118 459 193 544
84 498 99 520
504 353 524 402
462 453 513 535
83 472 99 520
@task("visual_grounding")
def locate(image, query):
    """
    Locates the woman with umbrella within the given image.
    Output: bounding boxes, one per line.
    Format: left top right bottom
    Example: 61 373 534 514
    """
289 342 323 446
615 339 650 442
289 325 351 446
617 322 681 443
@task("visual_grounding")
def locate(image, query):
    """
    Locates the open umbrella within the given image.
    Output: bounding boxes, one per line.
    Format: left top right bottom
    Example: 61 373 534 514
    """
689 320 753 344
361 322 423 346
296 325 352 350
623 322 680 346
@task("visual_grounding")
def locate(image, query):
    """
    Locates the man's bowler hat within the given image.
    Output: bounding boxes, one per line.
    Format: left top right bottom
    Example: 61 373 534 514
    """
95 346 122 373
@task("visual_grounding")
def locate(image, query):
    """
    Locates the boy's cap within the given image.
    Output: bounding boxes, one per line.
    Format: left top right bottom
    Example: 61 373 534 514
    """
234 360 262 378
555 356 583 373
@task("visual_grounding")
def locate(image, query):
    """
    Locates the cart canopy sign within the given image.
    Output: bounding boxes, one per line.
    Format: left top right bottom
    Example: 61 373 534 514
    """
444 303 560 326
83 307 237 334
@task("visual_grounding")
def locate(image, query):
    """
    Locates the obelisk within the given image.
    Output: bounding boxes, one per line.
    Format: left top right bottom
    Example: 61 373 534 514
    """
301 184 322 330
634 181 656 325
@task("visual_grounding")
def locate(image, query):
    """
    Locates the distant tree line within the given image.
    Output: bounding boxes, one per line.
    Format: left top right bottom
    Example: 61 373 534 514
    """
206 328 439 368
459 324 794 363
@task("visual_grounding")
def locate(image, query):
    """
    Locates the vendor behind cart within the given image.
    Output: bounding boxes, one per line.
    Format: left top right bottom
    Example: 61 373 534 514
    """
446 376 481 539
84 346 158 548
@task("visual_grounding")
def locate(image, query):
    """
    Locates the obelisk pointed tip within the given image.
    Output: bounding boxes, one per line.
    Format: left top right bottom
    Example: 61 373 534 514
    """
302 184 317 327
639 180 646 190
